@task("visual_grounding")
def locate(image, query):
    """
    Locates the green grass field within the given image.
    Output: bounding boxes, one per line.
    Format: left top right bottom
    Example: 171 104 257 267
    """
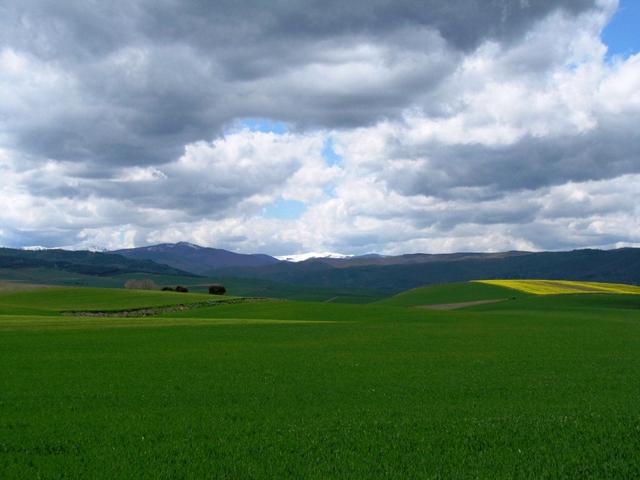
0 286 224 316
1 282 640 478
377 281 530 307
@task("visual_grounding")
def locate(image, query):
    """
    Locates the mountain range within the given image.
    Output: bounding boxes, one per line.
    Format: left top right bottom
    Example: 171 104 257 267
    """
114 242 279 275
1 243 639 297
0 247 194 277
216 248 640 293
112 244 533 273
111 244 640 292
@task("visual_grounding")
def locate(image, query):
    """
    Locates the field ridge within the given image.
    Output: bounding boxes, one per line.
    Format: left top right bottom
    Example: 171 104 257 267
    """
63 297 268 317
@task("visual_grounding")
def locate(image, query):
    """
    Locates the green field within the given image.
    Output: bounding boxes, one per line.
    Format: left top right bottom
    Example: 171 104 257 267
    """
1 282 640 478
377 281 530 307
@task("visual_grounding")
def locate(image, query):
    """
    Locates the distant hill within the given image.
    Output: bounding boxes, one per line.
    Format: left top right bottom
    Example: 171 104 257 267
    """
0 248 195 277
3 244 639 300
217 248 640 293
306 251 531 268
113 242 280 275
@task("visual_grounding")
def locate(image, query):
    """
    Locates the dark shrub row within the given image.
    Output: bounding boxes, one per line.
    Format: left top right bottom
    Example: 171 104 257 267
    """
159 284 226 295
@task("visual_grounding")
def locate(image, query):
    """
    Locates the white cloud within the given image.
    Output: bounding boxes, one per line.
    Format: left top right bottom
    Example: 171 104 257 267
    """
117 166 167 182
1 0 639 256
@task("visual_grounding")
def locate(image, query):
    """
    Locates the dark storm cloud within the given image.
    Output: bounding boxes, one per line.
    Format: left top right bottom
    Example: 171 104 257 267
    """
1 0 597 169
387 121 640 200
3 1 597 56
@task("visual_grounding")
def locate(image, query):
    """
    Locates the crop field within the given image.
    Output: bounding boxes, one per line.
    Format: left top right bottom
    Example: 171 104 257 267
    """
376 281 531 307
0 286 226 315
1 282 640 478
476 279 640 295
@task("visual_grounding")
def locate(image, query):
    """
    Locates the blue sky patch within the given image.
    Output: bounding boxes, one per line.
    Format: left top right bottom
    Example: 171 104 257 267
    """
323 184 338 198
322 137 343 166
240 118 289 134
262 198 307 219
602 0 640 59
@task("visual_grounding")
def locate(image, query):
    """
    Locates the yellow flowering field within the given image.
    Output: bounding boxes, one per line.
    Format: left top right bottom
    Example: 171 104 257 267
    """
475 279 640 295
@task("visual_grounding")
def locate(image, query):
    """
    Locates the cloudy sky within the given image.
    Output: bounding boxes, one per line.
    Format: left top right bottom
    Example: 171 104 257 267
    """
1 0 639 255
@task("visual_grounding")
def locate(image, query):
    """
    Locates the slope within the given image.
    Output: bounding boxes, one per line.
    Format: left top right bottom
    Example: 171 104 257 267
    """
377 281 529 307
0 286 225 315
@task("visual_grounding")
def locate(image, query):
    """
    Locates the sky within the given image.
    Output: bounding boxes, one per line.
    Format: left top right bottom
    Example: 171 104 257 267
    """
0 0 639 256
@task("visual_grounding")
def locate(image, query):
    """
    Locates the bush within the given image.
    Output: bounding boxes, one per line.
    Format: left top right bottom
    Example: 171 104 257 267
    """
175 286 189 293
208 284 226 295
161 287 174 291
124 278 158 290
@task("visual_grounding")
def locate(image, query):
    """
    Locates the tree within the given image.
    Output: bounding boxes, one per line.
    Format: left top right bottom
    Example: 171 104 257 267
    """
208 284 226 295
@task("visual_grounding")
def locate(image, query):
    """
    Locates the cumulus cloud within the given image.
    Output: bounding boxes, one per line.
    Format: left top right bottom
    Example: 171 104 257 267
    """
0 0 599 165
1 0 639 254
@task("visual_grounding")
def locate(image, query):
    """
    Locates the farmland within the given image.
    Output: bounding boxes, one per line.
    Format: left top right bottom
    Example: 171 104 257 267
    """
1 281 640 478
477 279 640 295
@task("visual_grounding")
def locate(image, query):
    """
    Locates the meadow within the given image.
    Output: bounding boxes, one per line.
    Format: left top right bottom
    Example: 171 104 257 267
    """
1 281 640 478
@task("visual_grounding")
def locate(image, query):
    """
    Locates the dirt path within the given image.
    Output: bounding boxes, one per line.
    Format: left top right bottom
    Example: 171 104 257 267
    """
417 298 509 310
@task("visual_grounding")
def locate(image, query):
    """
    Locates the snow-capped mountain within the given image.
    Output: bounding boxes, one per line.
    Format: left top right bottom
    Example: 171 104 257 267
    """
277 252 352 262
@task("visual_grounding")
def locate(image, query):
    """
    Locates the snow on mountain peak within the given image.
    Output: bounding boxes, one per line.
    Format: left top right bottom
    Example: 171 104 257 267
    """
277 252 351 262
175 242 204 249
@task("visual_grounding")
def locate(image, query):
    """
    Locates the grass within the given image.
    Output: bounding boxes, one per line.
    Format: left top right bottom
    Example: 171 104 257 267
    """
0 281 57 293
0 287 225 314
377 281 530 307
1 283 640 478
477 279 640 295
